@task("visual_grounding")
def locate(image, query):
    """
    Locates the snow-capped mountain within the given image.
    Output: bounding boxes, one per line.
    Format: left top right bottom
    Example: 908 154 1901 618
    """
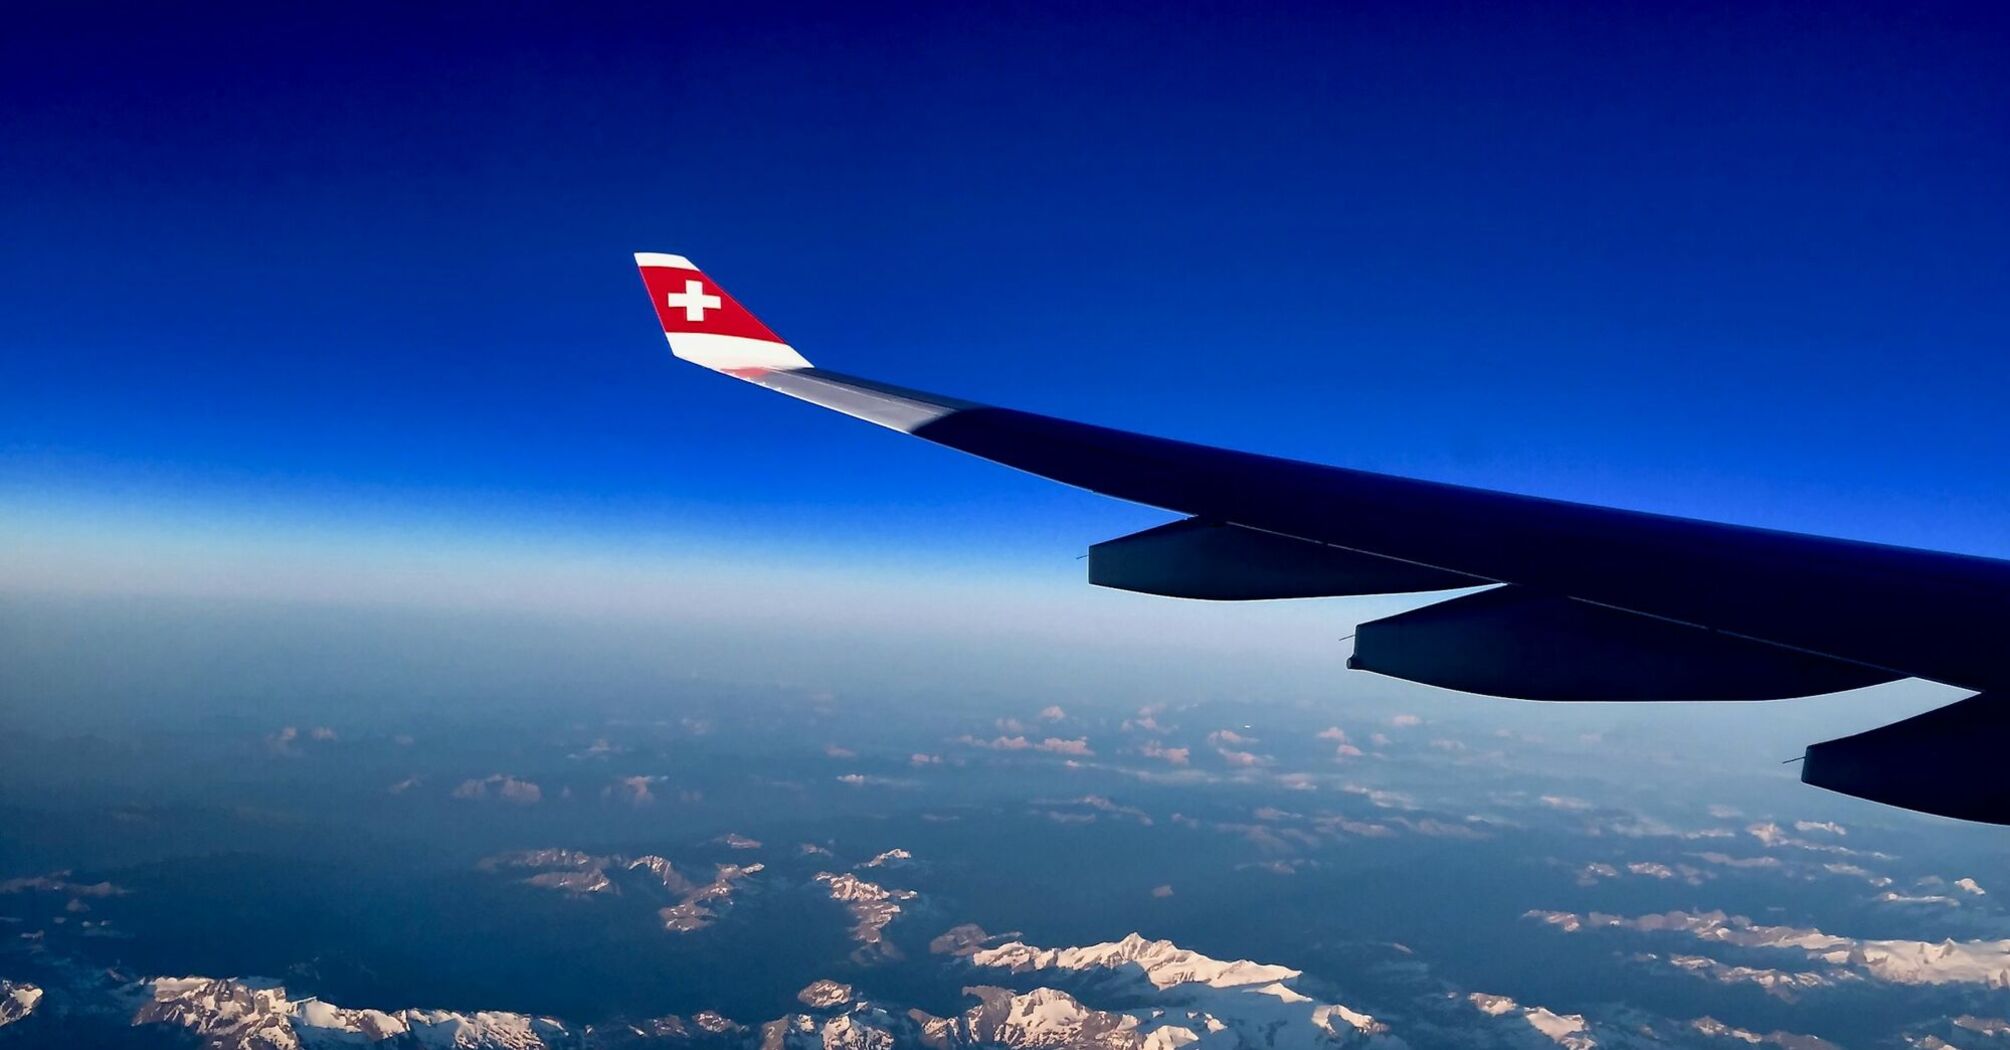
0 983 40 1029
134 976 575 1050
795 981 854 1010
813 872 917 961
122 976 764 1050
969 931 1303 991
1467 993 1594 1050
765 974 1388 1050
957 931 1389 1046
1530 909 2010 988
658 863 764 933
477 850 764 934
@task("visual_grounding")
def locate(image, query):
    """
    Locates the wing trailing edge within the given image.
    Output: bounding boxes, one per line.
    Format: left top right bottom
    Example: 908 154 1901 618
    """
1090 518 1485 600
1348 586 1899 701
1803 692 2010 825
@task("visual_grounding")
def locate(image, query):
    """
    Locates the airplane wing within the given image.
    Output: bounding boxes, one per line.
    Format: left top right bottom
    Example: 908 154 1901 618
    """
635 251 2010 824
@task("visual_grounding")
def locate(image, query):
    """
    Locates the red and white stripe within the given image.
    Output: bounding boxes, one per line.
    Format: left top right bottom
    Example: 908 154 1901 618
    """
635 252 810 376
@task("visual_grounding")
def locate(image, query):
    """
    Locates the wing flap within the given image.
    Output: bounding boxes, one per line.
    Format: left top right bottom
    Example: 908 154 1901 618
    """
1802 692 2010 824
1089 518 1485 600
1347 586 1899 701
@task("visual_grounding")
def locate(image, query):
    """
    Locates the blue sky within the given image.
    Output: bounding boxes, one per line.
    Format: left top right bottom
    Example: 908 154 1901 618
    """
3 2 2008 632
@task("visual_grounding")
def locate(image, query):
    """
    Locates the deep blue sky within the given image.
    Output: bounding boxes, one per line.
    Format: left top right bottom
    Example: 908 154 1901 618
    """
4 0 2009 566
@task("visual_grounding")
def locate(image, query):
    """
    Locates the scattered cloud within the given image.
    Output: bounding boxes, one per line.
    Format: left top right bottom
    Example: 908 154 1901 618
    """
955 734 1031 751
451 775 542 804
604 776 657 806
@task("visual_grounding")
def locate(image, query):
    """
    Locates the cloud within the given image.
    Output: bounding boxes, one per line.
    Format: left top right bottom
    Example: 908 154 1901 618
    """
1124 706 1167 733
835 774 915 788
1333 744 1364 759
1958 877 1987 895
824 744 857 759
452 774 542 804
1874 891 1958 907
1207 729 1254 746
1315 726 1348 742
1036 737 1094 756
1139 742 1190 766
1216 748 1269 768
956 734 1031 750
1151 884 1174 898
308 726 337 742
605 776 657 806
1693 852 1783 870
1038 705 1067 721
909 753 943 766
1387 714 1423 728
1341 784 1414 809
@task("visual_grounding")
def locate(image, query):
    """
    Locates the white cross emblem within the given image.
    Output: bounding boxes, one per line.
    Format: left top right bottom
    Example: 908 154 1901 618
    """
664 279 723 322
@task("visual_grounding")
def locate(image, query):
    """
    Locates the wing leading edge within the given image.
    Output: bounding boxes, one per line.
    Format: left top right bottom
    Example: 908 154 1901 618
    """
635 252 2010 824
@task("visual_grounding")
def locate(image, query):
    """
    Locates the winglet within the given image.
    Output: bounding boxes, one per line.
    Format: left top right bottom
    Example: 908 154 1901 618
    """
634 252 811 376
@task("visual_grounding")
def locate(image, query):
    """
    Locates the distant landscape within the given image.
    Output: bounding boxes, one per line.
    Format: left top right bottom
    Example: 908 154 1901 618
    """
3 594 2007 1049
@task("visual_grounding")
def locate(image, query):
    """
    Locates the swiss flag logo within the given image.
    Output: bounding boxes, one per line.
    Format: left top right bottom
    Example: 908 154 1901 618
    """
639 265 785 344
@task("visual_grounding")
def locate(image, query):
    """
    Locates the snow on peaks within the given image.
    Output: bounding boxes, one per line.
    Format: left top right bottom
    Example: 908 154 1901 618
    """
970 931 1300 990
127 976 762 1049
475 849 762 934
134 976 575 1050
659 863 764 933
862 848 913 868
947 986 1152 1048
1530 908 2010 988
1465 993 1593 1050
796 980 855 1009
960 932 1388 1045
814 872 918 959
0 982 41 1028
